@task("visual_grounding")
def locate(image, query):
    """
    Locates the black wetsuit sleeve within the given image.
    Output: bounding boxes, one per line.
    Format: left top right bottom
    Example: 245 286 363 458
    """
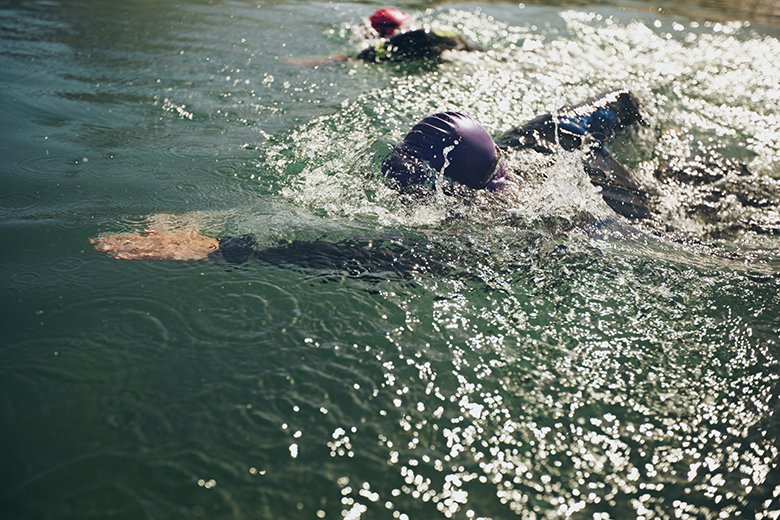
209 234 261 263
495 113 583 153
496 90 643 153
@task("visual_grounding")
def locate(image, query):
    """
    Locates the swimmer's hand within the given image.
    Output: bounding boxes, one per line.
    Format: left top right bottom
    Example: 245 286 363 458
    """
91 214 219 261
284 54 350 67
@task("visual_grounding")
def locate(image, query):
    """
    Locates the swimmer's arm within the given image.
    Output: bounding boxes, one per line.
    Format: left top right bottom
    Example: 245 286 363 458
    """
494 113 562 153
564 89 644 134
496 90 644 152
584 148 650 220
493 121 651 218
93 226 429 273
91 228 218 261
91 209 274 263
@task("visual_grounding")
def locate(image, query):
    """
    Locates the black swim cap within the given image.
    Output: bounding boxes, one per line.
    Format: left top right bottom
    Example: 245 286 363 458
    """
382 112 502 189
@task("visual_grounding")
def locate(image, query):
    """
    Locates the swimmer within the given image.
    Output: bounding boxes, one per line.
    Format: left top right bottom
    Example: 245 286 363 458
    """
383 91 765 228
92 90 754 261
287 8 483 67
384 90 650 219
367 7 416 38
358 7 484 63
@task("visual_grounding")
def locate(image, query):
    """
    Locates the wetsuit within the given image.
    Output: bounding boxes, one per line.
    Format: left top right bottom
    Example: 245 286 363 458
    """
357 28 483 62
496 90 650 219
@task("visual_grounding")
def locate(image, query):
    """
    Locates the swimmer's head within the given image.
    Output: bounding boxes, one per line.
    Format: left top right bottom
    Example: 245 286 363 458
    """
382 112 505 190
369 8 413 38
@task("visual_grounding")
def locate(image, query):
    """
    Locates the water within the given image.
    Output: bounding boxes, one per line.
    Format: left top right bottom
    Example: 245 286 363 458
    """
1 1 779 518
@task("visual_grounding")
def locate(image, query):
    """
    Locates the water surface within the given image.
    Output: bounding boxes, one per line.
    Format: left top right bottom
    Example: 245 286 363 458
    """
1 1 779 518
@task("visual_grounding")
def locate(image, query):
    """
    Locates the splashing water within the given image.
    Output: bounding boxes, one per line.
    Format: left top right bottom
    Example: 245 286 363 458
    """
252 9 780 518
264 8 779 242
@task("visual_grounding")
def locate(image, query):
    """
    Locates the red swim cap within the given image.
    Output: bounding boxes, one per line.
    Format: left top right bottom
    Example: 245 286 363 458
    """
369 8 412 38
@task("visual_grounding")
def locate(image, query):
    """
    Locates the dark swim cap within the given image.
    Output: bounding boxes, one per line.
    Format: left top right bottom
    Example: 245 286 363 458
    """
370 8 412 38
382 112 503 190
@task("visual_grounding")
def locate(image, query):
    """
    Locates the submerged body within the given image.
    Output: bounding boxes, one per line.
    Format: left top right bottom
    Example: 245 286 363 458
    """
357 28 483 63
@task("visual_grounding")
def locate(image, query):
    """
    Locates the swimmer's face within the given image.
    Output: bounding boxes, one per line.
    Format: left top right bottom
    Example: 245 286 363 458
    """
374 22 401 38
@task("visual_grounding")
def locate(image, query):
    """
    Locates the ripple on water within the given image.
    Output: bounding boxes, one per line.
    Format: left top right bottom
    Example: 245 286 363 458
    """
46 256 87 273
10 152 77 179
184 276 301 344
45 295 182 355
10 271 41 285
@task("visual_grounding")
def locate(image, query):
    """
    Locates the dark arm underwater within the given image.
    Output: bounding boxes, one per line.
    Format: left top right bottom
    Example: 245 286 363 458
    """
209 235 433 273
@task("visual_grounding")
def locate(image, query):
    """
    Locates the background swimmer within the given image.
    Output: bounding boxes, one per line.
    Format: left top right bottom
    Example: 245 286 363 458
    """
288 7 483 66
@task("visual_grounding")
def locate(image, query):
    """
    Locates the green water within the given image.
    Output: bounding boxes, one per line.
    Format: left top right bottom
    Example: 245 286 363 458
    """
1 1 779 518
